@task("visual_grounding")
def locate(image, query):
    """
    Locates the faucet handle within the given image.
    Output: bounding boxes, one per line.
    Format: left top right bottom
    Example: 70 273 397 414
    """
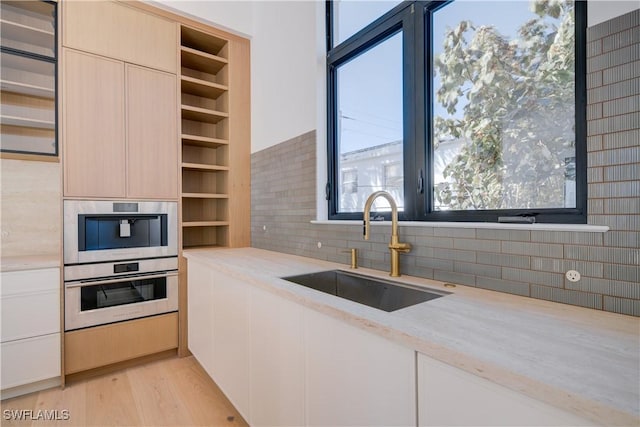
389 242 411 253
340 248 358 269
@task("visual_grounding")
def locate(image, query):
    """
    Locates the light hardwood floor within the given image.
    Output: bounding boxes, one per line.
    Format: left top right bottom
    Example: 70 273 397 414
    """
1 356 248 427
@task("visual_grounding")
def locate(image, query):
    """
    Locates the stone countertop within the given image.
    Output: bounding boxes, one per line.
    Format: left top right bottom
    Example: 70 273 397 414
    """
1 254 60 272
184 247 639 426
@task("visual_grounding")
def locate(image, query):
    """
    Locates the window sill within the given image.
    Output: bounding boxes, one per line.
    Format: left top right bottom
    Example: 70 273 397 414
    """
310 220 609 233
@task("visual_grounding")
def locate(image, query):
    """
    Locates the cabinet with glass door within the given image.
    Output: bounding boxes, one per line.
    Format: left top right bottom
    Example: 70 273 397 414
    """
0 0 57 156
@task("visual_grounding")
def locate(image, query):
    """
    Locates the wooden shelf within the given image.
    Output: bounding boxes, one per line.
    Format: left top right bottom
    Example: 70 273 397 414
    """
181 26 227 58
0 79 54 98
181 76 227 99
0 19 54 56
181 243 226 250
181 105 228 124
181 47 227 75
182 221 229 227
182 162 229 172
0 115 54 129
181 134 228 148
182 193 229 199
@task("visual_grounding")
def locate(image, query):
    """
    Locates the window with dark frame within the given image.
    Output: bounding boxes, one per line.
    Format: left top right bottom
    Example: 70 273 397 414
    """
326 0 587 224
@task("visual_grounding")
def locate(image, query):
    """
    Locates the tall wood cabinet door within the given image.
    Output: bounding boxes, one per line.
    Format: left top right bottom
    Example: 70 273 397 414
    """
126 65 178 199
63 49 125 198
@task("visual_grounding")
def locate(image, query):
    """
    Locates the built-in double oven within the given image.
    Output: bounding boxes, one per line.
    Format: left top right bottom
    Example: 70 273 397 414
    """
63 200 178 331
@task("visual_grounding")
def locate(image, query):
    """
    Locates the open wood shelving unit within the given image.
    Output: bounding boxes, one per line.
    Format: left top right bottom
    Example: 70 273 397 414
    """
180 25 232 249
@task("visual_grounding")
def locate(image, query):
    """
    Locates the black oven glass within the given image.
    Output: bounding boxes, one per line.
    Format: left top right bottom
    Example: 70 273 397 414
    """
79 214 168 251
80 277 167 311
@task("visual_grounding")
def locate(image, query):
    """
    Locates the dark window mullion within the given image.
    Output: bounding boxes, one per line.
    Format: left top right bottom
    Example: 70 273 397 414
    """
400 3 420 221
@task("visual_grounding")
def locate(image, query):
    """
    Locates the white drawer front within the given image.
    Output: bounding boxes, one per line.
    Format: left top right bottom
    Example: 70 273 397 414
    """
1 333 61 390
1 268 59 295
1 269 60 342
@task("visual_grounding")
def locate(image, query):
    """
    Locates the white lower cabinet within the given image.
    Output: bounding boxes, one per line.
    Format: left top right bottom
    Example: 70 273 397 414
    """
0 268 61 395
187 260 415 426
187 261 593 427
1 334 60 390
209 268 250 420
250 287 305 427
186 260 214 375
188 259 250 421
304 308 416 427
417 353 595 426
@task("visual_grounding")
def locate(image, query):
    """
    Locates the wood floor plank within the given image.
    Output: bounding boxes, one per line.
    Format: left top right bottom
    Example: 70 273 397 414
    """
84 369 143 426
0 391 39 427
1 356 244 427
31 380 87 427
126 358 194 426
163 357 248 426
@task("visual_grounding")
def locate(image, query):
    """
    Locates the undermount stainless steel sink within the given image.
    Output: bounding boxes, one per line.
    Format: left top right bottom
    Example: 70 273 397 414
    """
281 270 447 312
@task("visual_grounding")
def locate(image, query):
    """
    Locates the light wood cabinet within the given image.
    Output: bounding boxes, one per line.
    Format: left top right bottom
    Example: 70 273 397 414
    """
63 49 178 199
126 64 178 199
64 312 178 375
1 0 57 156
180 26 250 248
63 49 126 198
62 0 176 73
417 353 595 426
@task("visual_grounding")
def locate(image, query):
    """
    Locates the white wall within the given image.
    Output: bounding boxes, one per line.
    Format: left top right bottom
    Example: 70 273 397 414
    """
250 1 319 152
150 0 253 37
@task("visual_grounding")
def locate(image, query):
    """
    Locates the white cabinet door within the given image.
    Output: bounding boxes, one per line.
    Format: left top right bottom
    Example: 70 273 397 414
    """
210 269 250 421
305 308 416 427
1 334 61 390
0 267 60 392
417 353 596 427
187 259 214 376
1 268 60 342
250 286 305 427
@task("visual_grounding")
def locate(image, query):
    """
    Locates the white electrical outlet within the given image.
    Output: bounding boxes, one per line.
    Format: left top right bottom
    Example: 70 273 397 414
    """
566 270 581 282
317 241 322 249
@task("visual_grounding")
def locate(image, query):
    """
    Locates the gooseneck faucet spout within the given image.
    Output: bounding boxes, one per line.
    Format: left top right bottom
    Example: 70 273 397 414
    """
363 191 411 277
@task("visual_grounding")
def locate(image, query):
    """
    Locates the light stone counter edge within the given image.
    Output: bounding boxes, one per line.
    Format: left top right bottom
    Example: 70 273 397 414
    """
1 255 60 272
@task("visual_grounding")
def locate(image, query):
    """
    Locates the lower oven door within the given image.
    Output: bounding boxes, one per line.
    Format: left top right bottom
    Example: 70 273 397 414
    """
65 271 178 331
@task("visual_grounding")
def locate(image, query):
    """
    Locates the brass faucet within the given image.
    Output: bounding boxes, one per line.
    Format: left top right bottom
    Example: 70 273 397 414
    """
363 191 411 277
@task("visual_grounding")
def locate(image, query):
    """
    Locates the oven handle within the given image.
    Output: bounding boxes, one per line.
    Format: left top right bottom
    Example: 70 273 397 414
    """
65 271 178 288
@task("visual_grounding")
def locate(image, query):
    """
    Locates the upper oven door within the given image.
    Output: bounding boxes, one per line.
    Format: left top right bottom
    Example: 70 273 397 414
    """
64 200 178 264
